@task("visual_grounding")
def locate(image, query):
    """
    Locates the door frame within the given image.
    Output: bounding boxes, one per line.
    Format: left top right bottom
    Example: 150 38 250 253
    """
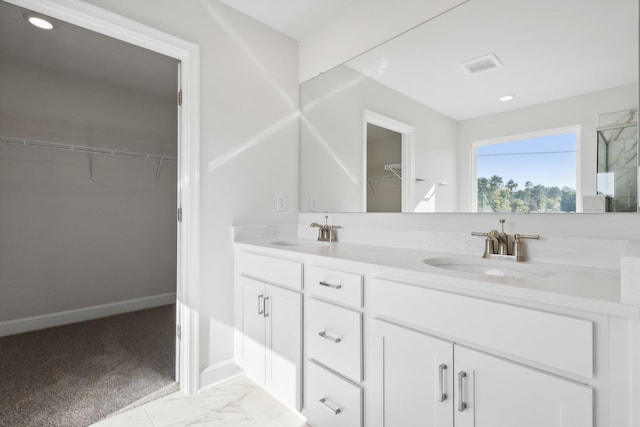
6 0 201 394
362 110 416 212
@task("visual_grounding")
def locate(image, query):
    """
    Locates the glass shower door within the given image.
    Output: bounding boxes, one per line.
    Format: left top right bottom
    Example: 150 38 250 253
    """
596 111 638 212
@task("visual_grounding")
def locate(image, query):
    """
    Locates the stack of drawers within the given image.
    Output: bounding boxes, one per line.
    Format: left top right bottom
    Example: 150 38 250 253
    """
304 265 364 427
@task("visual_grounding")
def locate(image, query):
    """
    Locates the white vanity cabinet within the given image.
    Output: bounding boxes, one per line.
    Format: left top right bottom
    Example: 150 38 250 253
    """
234 241 637 427
304 264 365 427
369 319 454 427
236 251 303 410
370 319 592 427
369 277 594 427
454 345 592 427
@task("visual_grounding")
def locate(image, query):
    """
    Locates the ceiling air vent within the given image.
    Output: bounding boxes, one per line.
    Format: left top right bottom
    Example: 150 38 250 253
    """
461 53 502 75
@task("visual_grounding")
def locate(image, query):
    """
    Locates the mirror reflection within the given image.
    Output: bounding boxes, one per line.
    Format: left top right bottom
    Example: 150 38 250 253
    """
300 0 638 213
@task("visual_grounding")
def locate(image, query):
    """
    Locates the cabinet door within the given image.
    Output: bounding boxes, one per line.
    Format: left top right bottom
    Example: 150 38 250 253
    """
454 346 593 427
265 284 302 410
370 320 454 427
240 276 266 385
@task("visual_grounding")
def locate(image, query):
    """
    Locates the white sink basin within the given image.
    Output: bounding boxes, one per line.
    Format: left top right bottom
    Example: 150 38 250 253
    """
271 239 330 247
423 257 553 278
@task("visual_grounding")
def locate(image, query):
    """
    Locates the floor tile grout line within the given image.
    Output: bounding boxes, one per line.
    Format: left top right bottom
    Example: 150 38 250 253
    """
143 405 157 427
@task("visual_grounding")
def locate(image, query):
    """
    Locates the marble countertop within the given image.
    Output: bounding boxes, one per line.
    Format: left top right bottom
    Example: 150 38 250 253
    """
236 238 640 319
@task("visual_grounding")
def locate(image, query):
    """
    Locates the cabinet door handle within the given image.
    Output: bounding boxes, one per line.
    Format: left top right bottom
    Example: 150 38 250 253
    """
438 363 447 402
319 281 342 289
457 371 467 412
257 294 264 315
318 331 341 343
319 397 342 415
263 296 269 317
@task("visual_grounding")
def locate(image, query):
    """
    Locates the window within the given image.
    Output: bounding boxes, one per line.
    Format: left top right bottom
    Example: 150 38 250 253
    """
474 129 577 213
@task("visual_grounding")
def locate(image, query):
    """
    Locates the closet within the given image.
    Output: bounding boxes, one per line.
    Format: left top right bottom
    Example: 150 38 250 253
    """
0 0 179 336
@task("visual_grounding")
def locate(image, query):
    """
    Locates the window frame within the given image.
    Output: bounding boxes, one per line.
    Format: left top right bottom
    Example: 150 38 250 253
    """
470 125 581 213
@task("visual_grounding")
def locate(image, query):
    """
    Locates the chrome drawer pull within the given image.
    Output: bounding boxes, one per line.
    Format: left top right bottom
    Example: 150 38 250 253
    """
257 295 264 315
319 281 342 289
457 371 467 412
319 397 342 415
318 331 342 343
263 297 270 318
438 363 447 402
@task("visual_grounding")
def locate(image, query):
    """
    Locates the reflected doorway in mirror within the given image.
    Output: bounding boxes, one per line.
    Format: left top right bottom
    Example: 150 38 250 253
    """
363 110 416 212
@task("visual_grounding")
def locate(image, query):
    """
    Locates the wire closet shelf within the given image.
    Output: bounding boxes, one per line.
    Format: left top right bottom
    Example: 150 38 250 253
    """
0 135 177 162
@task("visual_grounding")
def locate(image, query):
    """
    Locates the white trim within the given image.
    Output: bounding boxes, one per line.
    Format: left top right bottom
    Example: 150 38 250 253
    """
4 0 201 395
470 125 581 213
0 293 176 338
362 110 416 212
200 360 244 389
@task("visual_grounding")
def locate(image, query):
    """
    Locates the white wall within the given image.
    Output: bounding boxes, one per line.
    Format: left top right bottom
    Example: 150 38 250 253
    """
300 65 458 213
299 0 467 82
457 84 638 212
0 60 177 323
81 0 300 376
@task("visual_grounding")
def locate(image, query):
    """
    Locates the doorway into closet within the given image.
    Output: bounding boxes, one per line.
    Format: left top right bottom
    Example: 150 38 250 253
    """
0 0 196 423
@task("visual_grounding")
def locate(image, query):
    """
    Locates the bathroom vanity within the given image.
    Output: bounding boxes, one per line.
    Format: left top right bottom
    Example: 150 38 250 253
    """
234 234 640 427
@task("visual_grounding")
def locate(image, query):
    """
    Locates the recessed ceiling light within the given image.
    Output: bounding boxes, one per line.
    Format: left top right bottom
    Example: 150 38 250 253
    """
499 94 515 102
23 13 55 30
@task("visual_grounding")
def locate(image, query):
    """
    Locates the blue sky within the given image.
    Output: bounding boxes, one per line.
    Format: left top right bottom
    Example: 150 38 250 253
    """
476 132 577 190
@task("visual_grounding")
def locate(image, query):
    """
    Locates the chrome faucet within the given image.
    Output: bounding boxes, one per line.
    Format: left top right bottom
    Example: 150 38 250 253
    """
472 219 539 262
310 215 341 242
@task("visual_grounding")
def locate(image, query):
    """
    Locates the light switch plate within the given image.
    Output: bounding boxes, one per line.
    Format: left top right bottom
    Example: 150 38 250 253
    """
309 195 319 211
276 193 287 212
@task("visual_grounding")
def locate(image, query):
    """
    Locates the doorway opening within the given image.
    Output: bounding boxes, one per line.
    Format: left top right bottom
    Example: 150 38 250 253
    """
366 123 402 212
363 110 415 212
2 0 201 401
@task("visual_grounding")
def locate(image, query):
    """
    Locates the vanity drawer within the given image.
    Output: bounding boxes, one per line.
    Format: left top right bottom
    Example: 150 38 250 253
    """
237 251 302 290
307 265 363 308
307 298 363 382
370 278 593 377
305 361 362 427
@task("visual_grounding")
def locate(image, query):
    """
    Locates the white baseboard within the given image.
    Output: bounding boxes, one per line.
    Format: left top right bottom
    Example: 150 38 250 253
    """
200 359 244 390
0 293 176 338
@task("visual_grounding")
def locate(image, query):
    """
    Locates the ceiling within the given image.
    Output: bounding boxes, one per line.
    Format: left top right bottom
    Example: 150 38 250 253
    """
1 0 636 125
217 0 366 40
0 0 354 102
346 0 639 121
213 0 639 121
0 1 178 101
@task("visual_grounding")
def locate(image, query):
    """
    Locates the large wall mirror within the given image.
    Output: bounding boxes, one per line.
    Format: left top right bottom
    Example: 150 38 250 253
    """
300 0 639 213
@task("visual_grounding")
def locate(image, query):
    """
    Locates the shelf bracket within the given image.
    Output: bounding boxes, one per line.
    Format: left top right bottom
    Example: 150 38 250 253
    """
88 152 95 181
155 159 163 182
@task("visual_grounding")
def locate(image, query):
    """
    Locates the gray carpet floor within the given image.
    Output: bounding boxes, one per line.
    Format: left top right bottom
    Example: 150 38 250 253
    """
0 304 177 427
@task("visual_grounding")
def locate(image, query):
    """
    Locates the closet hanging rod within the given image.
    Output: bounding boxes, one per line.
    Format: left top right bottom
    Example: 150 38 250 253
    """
0 136 177 162
367 175 427 182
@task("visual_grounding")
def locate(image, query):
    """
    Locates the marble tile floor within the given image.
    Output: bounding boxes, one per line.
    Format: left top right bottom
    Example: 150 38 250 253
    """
92 375 308 427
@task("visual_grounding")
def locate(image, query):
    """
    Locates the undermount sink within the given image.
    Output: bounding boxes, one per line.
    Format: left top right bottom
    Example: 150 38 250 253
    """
271 239 330 247
423 257 554 279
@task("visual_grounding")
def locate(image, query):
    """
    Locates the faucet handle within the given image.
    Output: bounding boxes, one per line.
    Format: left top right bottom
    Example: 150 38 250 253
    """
514 234 540 241
472 231 496 257
310 222 324 241
328 225 341 242
512 234 540 262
